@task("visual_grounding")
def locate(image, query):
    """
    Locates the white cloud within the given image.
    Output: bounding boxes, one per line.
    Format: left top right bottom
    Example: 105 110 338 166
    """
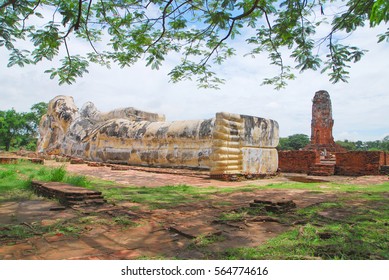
0 15 388 142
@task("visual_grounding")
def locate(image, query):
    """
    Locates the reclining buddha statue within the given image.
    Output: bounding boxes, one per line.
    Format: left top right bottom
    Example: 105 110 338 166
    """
37 95 279 178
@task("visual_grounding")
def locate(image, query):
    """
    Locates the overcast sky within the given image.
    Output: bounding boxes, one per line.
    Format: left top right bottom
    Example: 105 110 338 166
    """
0 14 388 142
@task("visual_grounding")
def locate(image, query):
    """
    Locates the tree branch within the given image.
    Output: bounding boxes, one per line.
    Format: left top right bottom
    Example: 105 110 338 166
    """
261 7 284 72
0 0 16 10
64 37 72 66
20 0 41 34
74 0 83 31
145 0 173 52
231 0 260 20
201 19 235 66
317 0 365 46
84 0 100 55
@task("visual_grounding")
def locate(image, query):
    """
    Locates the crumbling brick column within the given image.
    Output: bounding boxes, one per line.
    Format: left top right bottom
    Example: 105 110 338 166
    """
303 90 346 153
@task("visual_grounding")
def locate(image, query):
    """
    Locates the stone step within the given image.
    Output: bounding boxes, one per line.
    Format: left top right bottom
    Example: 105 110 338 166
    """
308 164 335 176
70 158 85 164
66 199 107 206
62 194 104 201
250 199 296 213
31 181 105 207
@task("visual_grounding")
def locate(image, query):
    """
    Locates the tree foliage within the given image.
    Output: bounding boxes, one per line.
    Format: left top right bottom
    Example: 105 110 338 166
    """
278 133 389 151
336 136 389 152
0 0 388 89
278 133 310 150
0 102 47 151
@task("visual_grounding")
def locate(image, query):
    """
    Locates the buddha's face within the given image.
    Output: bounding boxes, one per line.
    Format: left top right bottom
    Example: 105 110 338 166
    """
48 96 78 126
37 96 79 154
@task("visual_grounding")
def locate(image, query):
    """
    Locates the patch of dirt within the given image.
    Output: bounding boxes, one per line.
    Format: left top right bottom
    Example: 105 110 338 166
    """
0 161 388 260
0 188 341 260
0 199 78 225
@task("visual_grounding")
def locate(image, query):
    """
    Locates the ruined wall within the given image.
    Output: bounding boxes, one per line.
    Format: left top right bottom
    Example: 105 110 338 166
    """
278 151 319 173
38 96 279 177
335 151 385 176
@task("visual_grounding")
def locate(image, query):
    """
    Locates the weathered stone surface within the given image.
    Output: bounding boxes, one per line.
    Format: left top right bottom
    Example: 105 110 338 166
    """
37 96 80 155
242 148 278 175
37 96 279 177
210 112 279 177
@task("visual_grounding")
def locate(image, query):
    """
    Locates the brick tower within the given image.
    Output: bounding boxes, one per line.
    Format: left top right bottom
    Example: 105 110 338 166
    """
304 90 346 153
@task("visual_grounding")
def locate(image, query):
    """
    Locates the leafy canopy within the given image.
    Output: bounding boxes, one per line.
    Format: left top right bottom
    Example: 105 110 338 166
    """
278 133 310 150
0 0 388 89
0 102 47 151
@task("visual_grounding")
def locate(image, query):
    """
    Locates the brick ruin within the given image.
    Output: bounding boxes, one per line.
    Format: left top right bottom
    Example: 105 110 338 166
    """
279 90 388 176
335 151 387 176
303 90 346 154
279 150 388 176
278 150 319 174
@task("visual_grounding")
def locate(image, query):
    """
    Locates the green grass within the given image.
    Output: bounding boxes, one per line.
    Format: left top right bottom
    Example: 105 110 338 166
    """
249 181 389 192
0 161 93 201
220 199 389 260
99 184 214 208
1 161 387 209
64 174 91 187
0 160 388 259
191 233 226 248
219 211 247 222
113 216 140 228
1 219 84 243
96 184 260 209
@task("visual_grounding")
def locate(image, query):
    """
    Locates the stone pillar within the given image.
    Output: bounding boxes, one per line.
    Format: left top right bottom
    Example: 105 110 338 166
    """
303 90 346 153
310 90 334 145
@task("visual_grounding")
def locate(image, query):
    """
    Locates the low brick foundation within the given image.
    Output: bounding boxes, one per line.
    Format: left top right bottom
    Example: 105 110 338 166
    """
31 181 106 206
278 151 319 173
28 158 45 164
0 157 18 164
279 150 388 176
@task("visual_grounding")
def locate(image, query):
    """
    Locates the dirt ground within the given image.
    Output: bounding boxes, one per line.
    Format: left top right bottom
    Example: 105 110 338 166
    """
0 161 387 260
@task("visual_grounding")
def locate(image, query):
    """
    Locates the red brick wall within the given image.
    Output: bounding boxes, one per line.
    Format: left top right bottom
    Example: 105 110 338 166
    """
335 151 385 176
380 152 386 166
278 151 319 173
385 152 389 165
